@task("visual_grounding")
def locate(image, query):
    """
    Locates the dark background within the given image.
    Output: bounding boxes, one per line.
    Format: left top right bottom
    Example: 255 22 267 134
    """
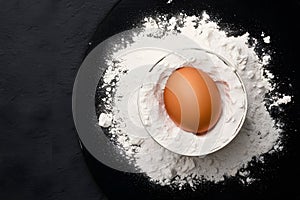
1 0 299 200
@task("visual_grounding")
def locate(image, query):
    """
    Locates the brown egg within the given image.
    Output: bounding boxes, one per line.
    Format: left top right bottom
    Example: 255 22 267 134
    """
163 66 222 135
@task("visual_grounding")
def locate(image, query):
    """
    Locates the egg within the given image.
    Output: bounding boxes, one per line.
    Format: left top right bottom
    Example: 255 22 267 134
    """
163 66 222 135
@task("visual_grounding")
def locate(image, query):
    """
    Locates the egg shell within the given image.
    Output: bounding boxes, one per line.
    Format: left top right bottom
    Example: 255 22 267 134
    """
163 66 222 134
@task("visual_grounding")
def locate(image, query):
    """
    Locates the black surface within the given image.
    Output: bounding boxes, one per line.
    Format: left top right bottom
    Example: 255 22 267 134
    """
1 0 300 200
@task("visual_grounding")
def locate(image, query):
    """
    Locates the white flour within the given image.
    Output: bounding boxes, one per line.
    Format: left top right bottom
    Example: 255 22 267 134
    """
261 32 271 44
97 12 292 189
98 113 112 128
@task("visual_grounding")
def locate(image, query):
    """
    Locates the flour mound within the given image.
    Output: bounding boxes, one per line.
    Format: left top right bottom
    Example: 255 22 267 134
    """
97 12 291 189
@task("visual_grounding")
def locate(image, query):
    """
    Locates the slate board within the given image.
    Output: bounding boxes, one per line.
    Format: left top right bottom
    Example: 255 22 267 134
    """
1 0 299 200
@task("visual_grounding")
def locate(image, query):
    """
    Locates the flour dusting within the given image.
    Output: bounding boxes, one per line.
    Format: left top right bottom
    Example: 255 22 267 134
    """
96 12 291 189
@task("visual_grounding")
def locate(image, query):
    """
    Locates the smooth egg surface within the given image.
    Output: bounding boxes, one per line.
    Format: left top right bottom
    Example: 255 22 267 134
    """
163 66 222 134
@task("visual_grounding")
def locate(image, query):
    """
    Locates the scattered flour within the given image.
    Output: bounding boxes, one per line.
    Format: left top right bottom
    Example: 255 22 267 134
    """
262 54 271 65
263 36 271 44
269 95 292 108
261 32 271 44
98 113 112 128
96 12 291 189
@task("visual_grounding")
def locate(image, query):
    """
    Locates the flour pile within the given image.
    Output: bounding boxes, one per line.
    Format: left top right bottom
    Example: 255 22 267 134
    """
96 12 291 189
